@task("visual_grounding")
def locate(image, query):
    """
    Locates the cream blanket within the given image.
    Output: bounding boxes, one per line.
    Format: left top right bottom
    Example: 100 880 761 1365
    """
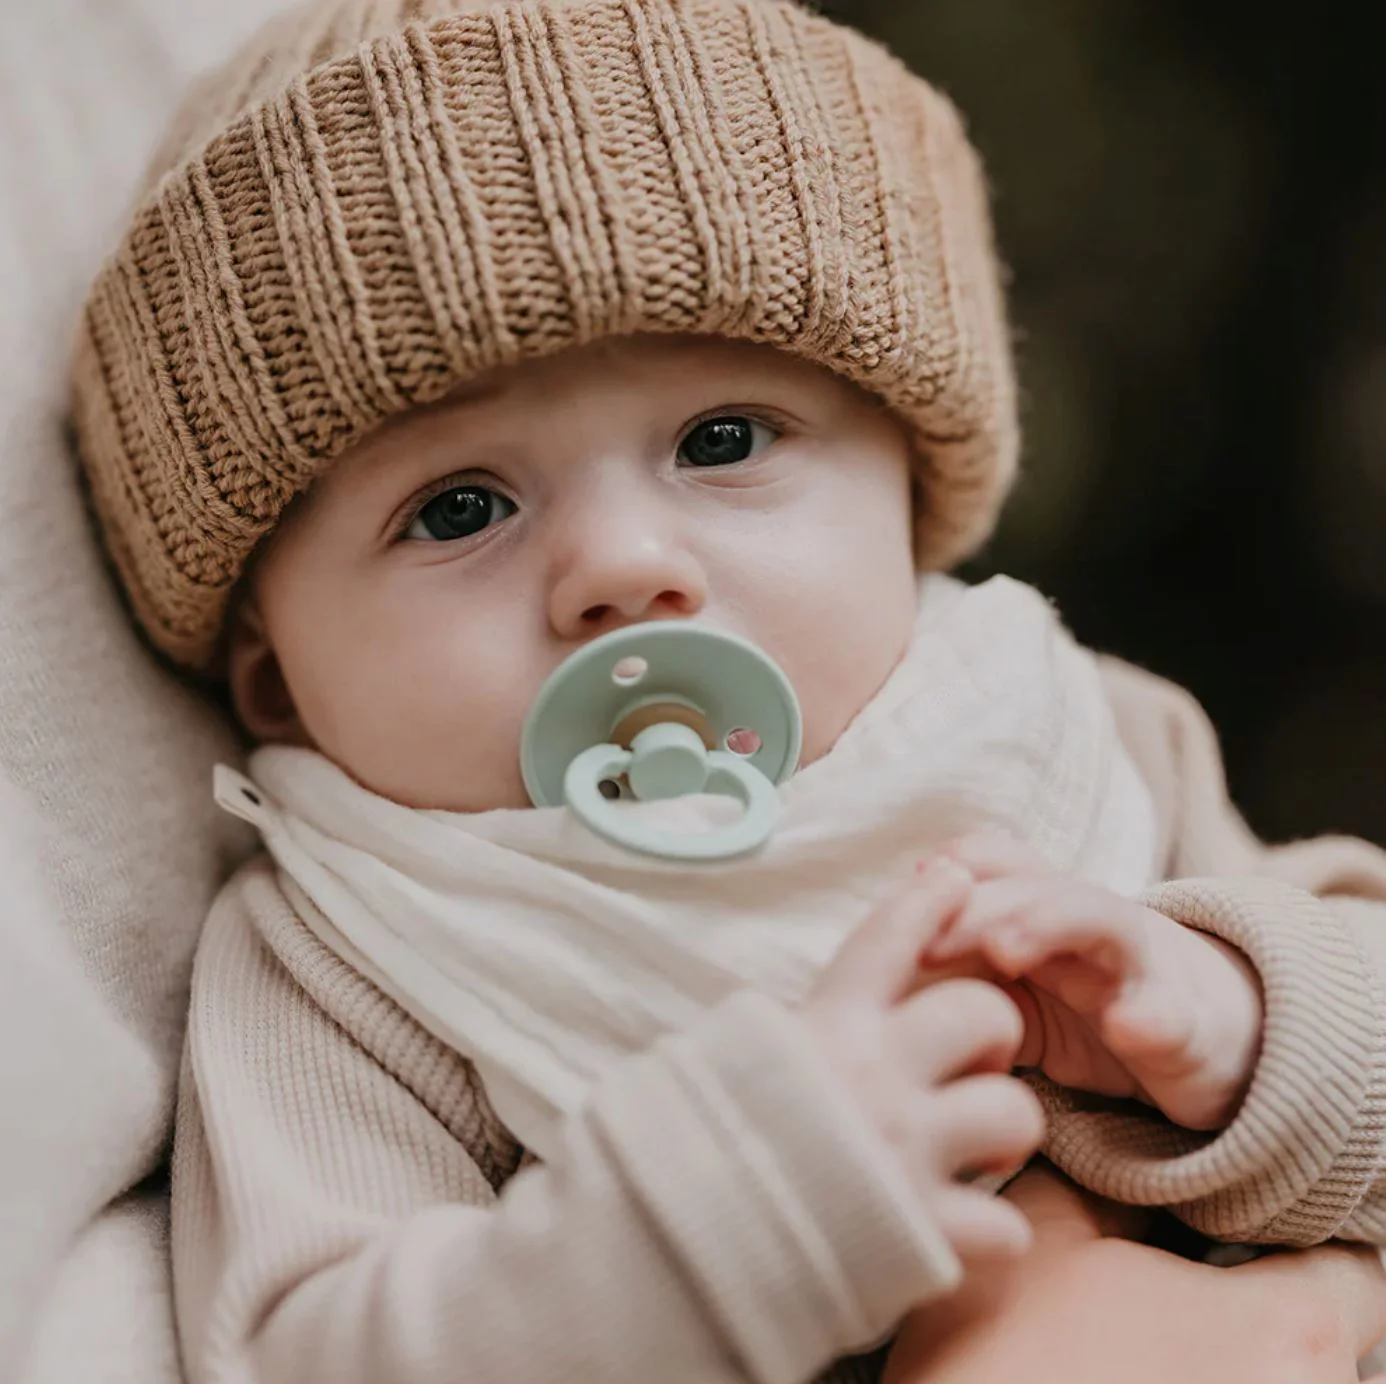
0 0 280 1377
219 575 1158 1162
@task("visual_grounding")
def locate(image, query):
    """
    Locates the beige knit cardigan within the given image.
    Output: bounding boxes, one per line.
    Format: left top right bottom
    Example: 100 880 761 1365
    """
172 658 1386 1384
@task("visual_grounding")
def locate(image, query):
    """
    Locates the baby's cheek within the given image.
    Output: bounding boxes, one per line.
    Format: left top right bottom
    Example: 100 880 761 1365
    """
794 640 912 766
310 616 531 812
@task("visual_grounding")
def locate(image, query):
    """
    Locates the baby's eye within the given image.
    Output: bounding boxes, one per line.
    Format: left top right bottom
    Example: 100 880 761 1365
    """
405 486 516 542
677 415 780 468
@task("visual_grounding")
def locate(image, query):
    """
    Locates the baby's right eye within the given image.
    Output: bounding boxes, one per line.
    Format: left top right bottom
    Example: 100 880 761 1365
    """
405 486 516 542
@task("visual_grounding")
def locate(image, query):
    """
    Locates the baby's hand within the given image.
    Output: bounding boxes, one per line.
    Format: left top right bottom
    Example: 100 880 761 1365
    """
921 835 1264 1131
802 860 1045 1264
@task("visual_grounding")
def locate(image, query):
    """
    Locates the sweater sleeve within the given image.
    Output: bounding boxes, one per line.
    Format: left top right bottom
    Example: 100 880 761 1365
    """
172 862 957 1384
1032 659 1386 1247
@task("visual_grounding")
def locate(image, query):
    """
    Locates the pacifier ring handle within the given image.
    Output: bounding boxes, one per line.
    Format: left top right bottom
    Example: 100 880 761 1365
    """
565 744 780 861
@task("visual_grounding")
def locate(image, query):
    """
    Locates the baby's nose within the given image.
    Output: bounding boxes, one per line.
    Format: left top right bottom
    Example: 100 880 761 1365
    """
548 530 708 640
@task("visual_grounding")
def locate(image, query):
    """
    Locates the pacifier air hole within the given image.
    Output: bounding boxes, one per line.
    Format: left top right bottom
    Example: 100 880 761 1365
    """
725 727 762 757
611 656 648 686
598 778 623 800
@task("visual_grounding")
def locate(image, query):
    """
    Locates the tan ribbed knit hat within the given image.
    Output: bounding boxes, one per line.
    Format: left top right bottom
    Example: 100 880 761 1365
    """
72 0 1018 671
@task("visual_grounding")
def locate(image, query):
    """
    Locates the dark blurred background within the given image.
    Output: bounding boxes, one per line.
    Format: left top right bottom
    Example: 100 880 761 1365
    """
826 0 1386 847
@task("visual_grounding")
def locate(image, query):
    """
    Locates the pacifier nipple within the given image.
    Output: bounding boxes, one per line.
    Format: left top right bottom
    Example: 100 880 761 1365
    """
610 701 716 752
519 623 803 862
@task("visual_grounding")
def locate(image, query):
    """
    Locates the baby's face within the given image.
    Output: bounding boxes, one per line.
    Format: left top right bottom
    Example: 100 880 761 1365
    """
232 336 919 811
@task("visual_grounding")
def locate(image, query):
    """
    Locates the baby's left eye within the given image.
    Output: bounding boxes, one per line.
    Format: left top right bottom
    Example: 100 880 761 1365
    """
677 415 780 468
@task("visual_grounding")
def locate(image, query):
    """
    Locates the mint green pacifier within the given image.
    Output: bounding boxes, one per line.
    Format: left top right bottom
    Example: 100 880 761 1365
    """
520 623 803 861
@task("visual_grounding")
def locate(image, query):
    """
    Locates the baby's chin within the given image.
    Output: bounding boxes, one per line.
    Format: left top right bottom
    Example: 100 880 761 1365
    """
794 694 872 771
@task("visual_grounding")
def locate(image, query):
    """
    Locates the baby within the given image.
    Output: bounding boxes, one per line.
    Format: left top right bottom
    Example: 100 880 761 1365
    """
71 0 1386 1381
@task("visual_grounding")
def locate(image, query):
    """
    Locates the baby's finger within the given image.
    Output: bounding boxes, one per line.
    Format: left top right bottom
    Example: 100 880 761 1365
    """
939 831 1051 882
815 859 972 1004
936 879 1147 981
930 1073 1045 1178
920 874 1039 963
922 875 1060 964
935 1184 1035 1260
897 977 1025 1081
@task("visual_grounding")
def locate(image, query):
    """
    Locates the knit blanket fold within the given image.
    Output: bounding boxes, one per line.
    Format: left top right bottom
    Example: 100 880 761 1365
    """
216 575 1157 1162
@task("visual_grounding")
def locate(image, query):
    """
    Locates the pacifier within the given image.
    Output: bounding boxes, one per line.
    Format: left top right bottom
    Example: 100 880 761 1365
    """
520 623 803 861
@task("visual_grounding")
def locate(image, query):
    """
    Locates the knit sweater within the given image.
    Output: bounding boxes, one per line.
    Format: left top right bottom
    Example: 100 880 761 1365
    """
171 658 1386 1384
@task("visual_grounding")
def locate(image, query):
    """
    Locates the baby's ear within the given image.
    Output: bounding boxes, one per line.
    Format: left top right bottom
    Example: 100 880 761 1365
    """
226 596 309 746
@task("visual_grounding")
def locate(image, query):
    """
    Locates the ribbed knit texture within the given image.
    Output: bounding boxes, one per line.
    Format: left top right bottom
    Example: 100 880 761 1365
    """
70 0 1017 669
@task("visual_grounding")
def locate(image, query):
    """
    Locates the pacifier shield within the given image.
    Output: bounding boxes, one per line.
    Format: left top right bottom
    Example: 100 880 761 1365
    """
520 622 802 811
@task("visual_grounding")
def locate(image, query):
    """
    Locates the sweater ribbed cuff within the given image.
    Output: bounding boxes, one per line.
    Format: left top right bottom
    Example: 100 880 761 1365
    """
588 991 959 1384
1042 876 1383 1244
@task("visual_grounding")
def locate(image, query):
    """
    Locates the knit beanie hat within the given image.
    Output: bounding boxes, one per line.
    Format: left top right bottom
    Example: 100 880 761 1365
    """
72 0 1018 671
